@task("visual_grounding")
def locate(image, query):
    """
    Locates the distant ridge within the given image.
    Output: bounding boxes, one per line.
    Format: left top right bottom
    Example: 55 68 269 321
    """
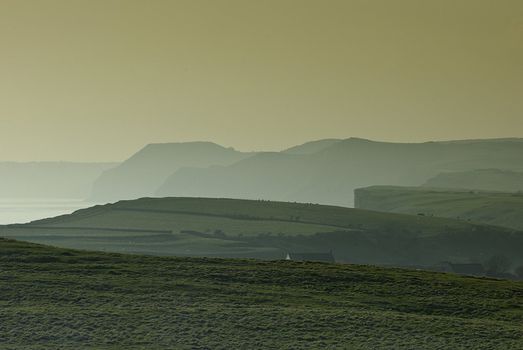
21 137 520 206
283 139 341 155
157 138 523 206
437 137 523 144
423 168 523 192
90 142 253 201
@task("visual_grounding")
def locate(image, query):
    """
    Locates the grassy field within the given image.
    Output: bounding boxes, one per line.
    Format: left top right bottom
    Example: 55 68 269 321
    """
1 197 522 268
355 186 523 230
0 238 522 349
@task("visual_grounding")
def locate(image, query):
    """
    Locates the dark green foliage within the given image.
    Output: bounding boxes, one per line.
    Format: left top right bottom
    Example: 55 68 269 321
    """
0 238 522 349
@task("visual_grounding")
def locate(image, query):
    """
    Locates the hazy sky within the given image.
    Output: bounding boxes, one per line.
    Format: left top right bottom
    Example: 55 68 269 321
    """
1 0 522 161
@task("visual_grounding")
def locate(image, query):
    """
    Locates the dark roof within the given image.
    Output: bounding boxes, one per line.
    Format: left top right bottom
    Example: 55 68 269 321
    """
287 252 335 263
449 263 485 276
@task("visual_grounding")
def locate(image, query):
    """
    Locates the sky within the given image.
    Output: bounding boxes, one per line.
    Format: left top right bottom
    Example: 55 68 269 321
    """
0 0 522 162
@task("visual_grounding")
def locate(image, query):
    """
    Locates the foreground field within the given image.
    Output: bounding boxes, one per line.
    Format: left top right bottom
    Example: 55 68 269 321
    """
0 238 522 349
2 197 523 268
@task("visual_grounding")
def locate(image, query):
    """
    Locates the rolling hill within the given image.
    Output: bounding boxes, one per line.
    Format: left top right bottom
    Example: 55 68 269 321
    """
423 168 523 192
1 237 522 349
355 185 523 231
89 142 253 202
2 197 522 269
156 138 523 207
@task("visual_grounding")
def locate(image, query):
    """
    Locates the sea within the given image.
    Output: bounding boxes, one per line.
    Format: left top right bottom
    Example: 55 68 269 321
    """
0 198 97 225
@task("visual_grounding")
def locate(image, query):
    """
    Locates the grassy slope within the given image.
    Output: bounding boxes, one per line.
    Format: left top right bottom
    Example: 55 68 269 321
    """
355 186 523 231
1 198 522 267
0 238 522 349
29 197 481 233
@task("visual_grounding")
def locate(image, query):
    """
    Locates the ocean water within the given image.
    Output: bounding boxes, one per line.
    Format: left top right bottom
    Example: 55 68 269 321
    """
0 198 96 225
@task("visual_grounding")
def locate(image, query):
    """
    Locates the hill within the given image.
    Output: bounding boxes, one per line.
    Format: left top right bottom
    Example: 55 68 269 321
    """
156 138 523 207
423 168 523 192
2 197 522 269
0 237 521 349
0 162 116 199
89 142 253 202
282 138 341 154
355 185 523 231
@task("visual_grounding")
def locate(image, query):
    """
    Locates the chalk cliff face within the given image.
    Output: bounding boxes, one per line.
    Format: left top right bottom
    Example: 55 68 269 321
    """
0 162 116 199
156 138 523 207
90 142 253 202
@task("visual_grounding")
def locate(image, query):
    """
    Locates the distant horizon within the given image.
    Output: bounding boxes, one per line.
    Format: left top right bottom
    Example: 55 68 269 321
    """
2 135 523 163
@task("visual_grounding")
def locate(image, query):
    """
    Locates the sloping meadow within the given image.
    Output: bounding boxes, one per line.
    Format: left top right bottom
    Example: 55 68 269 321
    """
2 197 522 268
0 238 522 349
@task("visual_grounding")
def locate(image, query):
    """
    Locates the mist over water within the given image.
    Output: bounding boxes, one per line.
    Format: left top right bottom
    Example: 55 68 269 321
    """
0 198 96 224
